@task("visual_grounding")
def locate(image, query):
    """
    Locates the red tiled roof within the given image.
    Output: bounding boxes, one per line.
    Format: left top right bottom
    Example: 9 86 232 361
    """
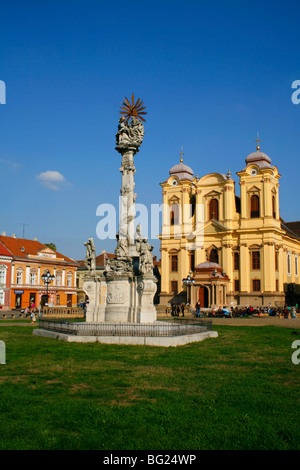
77 252 115 268
0 241 13 258
0 236 78 265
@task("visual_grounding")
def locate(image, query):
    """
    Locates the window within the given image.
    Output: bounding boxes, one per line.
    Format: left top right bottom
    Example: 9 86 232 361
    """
234 279 240 291
296 256 299 277
275 251 279 271
67 273 72 287
56 295 60 305
276 279 279 291
209 198 219 221
209 249 219 264
190 253 195 272
170 204 179 226
0 290 4 305
272 195 276 219
252 251 260 270
16 271 23 284
252 279 261 291
30 272 36 285
56 272 62 286
171 281 178 293
250 195 260 218
171 255 178 272
190 195 196 217
0 268 6 285
287 253 291 275
234 252 239 271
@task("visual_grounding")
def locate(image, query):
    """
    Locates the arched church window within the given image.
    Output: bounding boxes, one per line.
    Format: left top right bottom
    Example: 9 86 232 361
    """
209 198 219 221
209 249 219 264
170 204 179 226
190 195 196 217
250 195 260 218
272 195 276 219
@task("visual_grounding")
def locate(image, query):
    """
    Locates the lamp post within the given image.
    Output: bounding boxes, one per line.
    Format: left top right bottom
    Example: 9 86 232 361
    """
182 274 195 304
41 270 55 306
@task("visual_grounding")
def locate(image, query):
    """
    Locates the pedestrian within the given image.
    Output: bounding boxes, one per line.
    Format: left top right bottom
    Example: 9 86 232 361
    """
171 301 176 316
195 301 201 318
30 310 36 324
181 302 185 317
176 303 181 317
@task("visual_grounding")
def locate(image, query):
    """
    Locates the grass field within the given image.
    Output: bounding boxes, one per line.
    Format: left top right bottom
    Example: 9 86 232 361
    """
0 323 299 450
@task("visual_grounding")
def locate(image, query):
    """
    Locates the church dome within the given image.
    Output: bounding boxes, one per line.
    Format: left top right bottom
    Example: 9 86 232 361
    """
195 262 221 270
169 161 194 181
245 141 273 169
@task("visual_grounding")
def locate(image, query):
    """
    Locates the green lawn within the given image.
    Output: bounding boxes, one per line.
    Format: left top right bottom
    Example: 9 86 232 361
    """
0 324 299 450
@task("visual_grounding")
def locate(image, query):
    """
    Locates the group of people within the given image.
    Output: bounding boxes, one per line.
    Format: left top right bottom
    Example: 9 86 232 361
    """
170 301 186 317
168 300 299 319
170 301 202 318
24 302 38 323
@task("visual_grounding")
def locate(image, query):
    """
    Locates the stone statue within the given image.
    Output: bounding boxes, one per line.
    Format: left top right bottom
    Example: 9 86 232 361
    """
136 226 154 275
84 238 96 272
116 116 144 151
128 116 144 147
114 233 129 258
116 117 130 146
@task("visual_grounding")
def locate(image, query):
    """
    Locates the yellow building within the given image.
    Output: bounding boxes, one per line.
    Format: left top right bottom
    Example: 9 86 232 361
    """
159 144 300 308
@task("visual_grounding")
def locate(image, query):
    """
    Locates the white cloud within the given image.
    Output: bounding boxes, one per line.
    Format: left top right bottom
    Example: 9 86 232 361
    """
37 170 67 190
0 158 22 169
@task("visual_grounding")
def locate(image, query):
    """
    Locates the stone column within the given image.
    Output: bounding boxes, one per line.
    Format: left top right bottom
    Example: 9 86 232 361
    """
119 148 138 256
239 242 250 300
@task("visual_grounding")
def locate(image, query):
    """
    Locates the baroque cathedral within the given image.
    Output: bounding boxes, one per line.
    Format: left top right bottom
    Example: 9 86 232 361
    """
159 142 300 308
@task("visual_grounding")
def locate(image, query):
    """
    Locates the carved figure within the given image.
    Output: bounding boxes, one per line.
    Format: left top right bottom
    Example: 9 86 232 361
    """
116 117 131 146
114 233 129 258
137 232 154 275
128 116 144 146
84 238 96 272
116 115 145 150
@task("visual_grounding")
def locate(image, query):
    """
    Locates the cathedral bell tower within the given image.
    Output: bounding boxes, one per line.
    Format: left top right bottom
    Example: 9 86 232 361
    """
236 135 282 304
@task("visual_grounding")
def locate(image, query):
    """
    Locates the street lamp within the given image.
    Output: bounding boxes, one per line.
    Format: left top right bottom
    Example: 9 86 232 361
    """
41 270 55 306
183 274 195 304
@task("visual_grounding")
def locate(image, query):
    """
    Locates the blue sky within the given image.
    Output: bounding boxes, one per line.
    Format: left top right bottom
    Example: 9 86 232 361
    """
1 0 300 261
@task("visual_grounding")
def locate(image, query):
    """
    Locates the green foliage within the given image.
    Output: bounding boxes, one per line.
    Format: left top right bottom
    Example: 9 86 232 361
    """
44 243 57 251
0 325 299 450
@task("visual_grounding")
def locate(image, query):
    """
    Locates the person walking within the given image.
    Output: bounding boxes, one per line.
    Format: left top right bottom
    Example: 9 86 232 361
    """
176 303 181 317
171 301 176 316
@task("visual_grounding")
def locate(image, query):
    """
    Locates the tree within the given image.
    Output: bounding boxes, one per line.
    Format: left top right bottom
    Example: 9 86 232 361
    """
44 243 57 252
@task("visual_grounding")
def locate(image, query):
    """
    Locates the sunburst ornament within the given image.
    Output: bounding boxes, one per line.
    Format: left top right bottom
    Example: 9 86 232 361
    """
120 93 147 123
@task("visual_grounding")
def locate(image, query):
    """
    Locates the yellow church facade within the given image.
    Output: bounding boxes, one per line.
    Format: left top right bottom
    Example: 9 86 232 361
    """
159 145 300 309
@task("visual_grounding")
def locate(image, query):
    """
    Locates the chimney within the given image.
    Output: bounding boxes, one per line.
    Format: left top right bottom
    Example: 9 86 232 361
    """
33 237 38 241
12 234 16 238
1 231 6 236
